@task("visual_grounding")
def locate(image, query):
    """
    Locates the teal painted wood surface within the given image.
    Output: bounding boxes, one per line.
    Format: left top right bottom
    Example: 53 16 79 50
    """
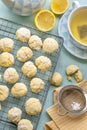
0 0 87 130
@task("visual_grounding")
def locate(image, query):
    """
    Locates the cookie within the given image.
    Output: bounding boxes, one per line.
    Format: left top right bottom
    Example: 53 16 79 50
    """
17 46 33 62
30 78 45 93
66 65 79 75
28 35 42 50
25 98 42 115
11 83 28 98
43 38 59 53
22 61 37 78
4 67 19 84
16 27 31 42
0 52 14 67
74 70 83 83
8 107 22 123
35 56 52 72
0 37 14 52
50 72 62 86
0 85 9 101
18 119 33 130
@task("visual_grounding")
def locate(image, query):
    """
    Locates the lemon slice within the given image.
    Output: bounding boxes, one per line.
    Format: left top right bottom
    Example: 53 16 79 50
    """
51 0 69 15
34 10 56 32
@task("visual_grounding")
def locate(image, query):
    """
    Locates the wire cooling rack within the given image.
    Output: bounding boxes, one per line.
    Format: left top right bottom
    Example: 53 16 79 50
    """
0 17 63 130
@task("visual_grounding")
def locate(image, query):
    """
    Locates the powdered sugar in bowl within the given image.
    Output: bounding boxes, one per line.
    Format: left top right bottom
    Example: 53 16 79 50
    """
58 85 87 116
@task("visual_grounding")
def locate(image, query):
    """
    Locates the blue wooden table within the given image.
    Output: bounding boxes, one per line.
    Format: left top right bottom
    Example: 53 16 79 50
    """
0 0 87 130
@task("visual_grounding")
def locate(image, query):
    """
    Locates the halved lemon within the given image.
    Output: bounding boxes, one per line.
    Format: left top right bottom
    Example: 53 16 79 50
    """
51 0 69 15
34 10 56 32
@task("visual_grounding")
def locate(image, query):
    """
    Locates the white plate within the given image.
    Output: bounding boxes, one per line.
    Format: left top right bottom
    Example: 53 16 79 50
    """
58 9 87 60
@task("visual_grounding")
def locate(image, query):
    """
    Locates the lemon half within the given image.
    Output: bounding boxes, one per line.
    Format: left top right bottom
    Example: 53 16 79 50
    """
34 10 56 32
51 0 69 15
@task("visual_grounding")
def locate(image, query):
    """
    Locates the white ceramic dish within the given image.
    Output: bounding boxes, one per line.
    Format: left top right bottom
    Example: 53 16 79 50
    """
58 9 87 60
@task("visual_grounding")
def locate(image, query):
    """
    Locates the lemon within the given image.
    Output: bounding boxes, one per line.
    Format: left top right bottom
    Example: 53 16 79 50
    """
34 10 56 32
51 0 69 15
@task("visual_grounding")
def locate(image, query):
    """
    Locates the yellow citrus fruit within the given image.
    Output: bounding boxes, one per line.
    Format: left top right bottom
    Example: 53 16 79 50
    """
34 10 56 32
51 0 69 15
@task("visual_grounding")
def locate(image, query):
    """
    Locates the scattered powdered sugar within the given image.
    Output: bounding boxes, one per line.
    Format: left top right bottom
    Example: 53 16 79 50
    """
12 108 22 118
43 58 48 63
25 62 33 67
12 112 20 118
19 53 26 59
71 102 81 111
25 61 31 65
19 125 27 129
20 29 30 37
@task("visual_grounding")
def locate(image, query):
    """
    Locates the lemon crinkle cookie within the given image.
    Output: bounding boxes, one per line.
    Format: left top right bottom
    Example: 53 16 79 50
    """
66 64 83 83
11 83 28 98
43 38 59 53
4 67 19 84
28 35 42 50
0 52 14 67
17 46 33 62
18 119 33 130
50 72 62 86
35 56 52 72
0 37 14 52
0 85 9 101
74 70 83 83
8 107 22 123
16 27 31 42
66 65 79 76
30 78 45 93
22 61 37 78
25 98 42 115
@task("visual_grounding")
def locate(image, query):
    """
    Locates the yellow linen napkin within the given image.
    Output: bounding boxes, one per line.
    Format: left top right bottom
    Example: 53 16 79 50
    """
45 80 87 130
45 121 59 130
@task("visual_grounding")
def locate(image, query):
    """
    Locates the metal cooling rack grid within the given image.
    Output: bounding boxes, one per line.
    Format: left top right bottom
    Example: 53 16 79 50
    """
0 17 63 130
